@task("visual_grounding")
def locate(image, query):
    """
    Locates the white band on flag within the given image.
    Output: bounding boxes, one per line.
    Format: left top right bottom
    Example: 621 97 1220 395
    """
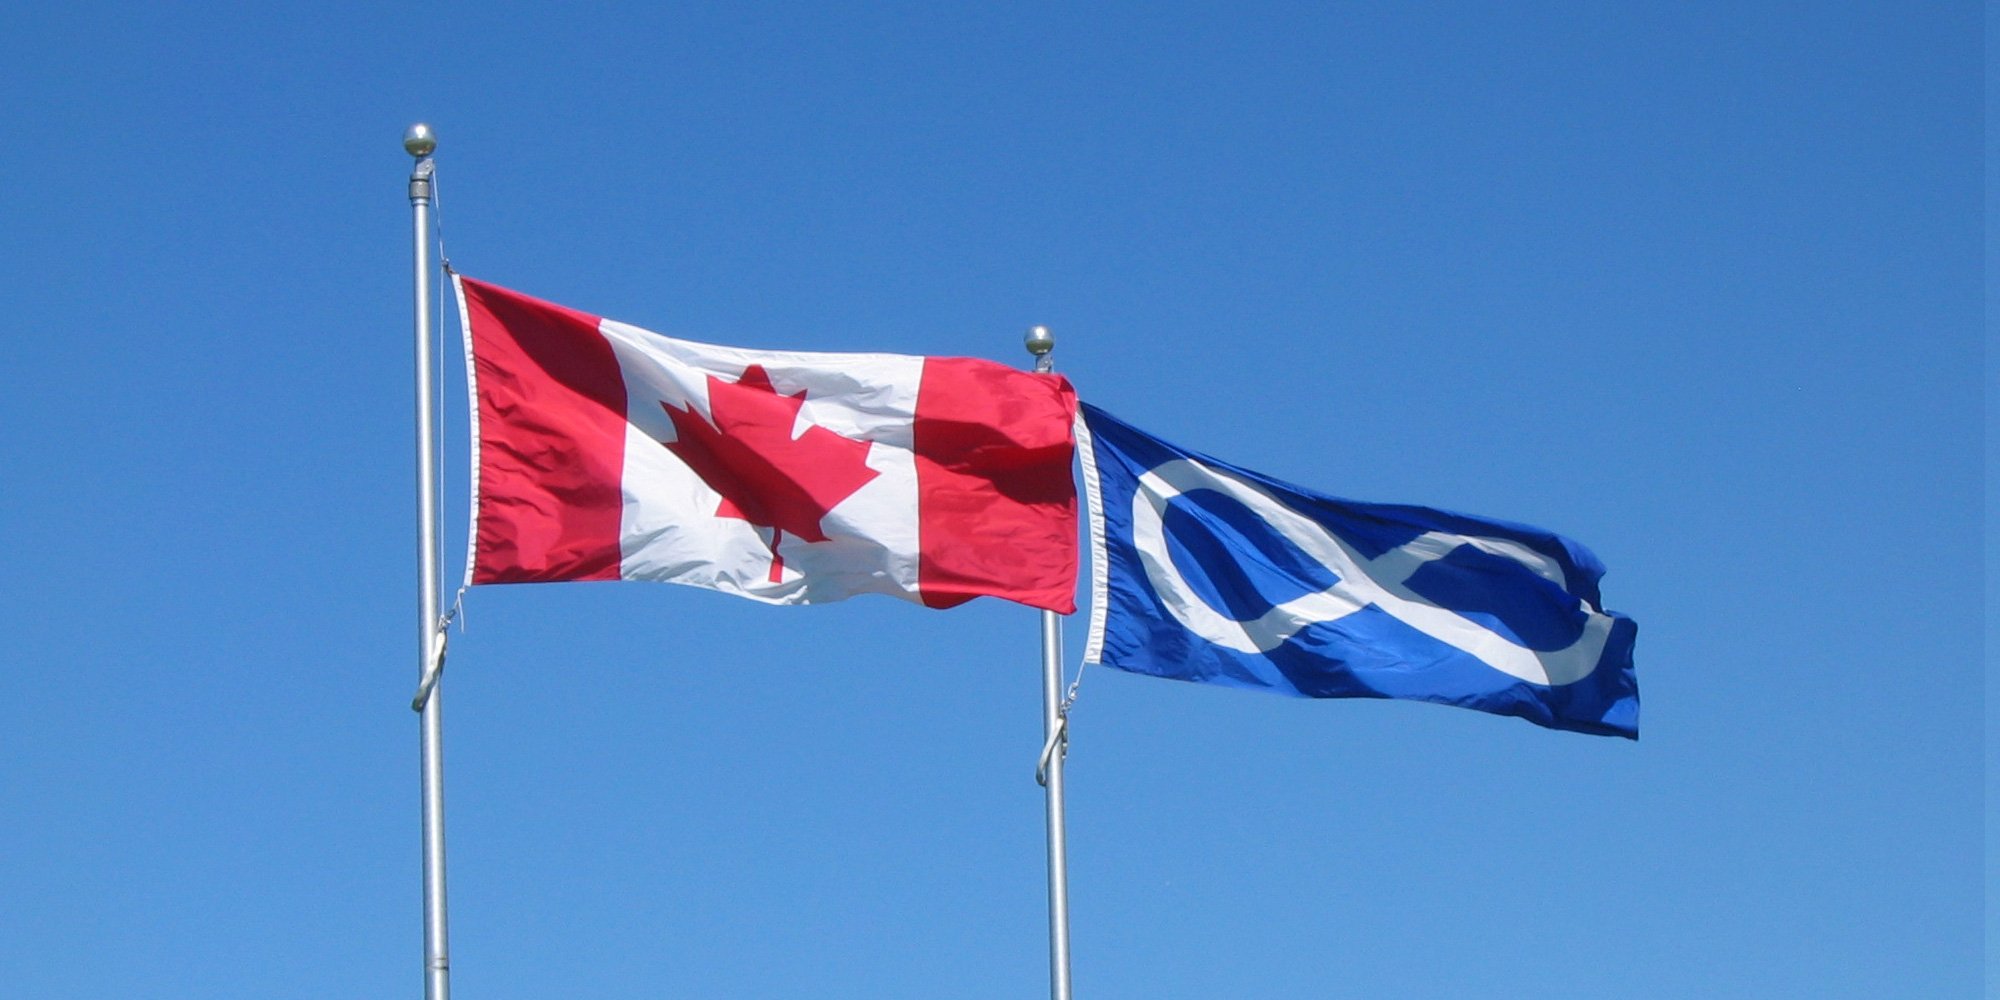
1130 457 1616 687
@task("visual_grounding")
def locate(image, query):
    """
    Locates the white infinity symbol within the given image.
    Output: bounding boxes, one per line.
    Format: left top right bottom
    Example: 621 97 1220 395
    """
1132 459 1614 686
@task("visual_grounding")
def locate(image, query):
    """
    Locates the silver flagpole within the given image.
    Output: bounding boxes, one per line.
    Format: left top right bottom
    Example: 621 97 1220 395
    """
1026 324 1073 1000
404 122 452 1000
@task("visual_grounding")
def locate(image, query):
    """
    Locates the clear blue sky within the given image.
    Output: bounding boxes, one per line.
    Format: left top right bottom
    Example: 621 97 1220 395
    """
2 3 1986 998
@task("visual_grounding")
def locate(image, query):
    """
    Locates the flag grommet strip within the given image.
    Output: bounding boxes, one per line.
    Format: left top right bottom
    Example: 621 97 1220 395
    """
451 272 481 590
1076 409 1108 666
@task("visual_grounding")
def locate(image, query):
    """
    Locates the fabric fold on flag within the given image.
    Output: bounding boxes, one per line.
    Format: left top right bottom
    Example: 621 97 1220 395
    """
454 274 1080 613
1078 403 1638 738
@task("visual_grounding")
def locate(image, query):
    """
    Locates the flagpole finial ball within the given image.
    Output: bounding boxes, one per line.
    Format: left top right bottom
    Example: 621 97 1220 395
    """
403 123 437 158
1025 325 1055 357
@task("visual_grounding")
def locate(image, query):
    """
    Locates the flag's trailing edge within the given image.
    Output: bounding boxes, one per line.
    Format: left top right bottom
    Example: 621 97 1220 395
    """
454 274 1080 613
1078 403 1638 738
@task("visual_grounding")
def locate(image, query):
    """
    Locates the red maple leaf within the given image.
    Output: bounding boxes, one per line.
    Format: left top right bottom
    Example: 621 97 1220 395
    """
660 365 881 582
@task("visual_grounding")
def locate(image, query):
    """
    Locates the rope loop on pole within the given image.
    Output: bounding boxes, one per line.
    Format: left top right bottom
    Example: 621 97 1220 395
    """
410 614 451 712
1036 636 1088 787
1035 710 1067 788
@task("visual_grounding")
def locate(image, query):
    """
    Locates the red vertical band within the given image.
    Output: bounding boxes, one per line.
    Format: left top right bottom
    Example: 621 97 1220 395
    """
461 277 628 583
913 359 1079 613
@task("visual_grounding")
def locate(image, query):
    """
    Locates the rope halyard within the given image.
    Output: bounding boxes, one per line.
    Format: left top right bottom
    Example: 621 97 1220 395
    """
431 169 454 628
411 162 464 717
431 164 453 276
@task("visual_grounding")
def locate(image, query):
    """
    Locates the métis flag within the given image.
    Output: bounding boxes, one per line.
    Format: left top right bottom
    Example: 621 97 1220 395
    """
454 275 1079 612
1078 404 1638 738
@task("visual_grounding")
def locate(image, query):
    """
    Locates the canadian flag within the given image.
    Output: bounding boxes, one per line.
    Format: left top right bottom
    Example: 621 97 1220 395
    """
453 275 1079 613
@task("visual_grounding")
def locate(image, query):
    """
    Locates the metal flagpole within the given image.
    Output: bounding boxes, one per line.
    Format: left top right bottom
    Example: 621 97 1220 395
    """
404 122 452 1000
1026 324 1073 1000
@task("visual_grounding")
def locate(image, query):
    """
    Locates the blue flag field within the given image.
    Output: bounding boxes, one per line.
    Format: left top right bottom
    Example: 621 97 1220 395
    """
1079 403 1639 738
